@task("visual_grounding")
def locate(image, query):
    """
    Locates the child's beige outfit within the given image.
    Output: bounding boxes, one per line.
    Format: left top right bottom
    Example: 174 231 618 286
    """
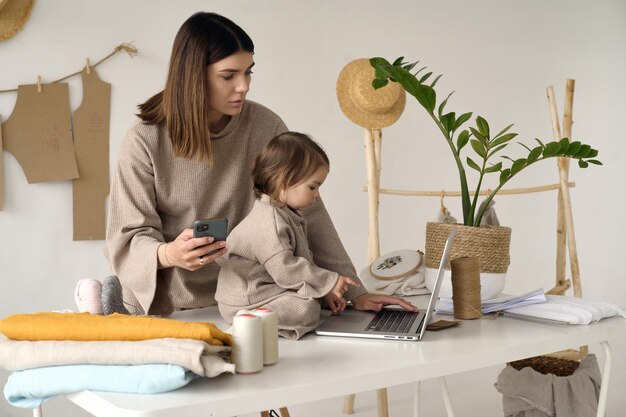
216 194 366 339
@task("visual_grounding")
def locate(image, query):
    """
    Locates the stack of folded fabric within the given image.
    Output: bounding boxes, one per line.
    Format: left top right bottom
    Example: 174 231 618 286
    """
503 295 626 324
0 312 235 409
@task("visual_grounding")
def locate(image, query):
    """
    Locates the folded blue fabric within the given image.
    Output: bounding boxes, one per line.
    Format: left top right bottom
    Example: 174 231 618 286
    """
4 363 199 408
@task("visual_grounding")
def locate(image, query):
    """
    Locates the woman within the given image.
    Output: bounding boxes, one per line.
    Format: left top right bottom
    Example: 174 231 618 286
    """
106 11 415 317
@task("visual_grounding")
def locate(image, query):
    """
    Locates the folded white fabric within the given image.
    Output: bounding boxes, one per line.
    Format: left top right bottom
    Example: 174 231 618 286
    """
504 295 626 324
4 363 198 408
0 337 235 378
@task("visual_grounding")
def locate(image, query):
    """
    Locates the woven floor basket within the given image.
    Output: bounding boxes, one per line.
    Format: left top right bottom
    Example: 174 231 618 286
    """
509 356 580 377
424 222 512 272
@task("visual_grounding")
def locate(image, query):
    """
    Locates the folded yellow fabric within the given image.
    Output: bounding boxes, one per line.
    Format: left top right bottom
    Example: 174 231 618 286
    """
0 313 232 346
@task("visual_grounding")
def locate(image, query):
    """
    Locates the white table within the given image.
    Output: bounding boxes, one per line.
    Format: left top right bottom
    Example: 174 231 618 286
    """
62 299 625 417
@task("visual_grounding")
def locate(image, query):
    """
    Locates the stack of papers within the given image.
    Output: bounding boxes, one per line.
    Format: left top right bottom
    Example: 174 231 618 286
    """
503 295 626 324
436 288 547 315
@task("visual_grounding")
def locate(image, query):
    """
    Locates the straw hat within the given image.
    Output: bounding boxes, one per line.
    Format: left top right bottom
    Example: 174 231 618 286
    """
336 58 406 129
0 0 35 41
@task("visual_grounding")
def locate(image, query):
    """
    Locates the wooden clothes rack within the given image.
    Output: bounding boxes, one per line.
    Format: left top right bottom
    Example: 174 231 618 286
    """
347 79 586 417
362 79 583 300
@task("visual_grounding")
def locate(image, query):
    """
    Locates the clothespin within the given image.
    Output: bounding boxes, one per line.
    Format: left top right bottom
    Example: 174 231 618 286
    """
37 76 42 93
85 58 92 75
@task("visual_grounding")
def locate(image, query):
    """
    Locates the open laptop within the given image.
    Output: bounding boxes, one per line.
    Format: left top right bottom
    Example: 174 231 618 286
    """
316 227 457 341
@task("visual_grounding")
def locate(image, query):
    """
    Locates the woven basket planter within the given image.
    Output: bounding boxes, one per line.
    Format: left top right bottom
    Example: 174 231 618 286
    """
424 221 512 299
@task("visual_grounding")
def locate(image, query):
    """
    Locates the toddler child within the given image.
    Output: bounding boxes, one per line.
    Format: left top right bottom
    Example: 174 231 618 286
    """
215 131 361 339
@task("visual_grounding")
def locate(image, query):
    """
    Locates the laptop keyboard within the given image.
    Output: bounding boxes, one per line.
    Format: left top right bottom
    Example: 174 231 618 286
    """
365 310 418 333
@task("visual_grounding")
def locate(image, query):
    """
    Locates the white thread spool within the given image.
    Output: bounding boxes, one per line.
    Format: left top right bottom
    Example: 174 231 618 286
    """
254 308 279 365
232 313 263 374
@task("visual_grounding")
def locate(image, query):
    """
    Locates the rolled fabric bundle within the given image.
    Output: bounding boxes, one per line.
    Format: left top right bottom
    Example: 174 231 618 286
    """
74 278 103 314
0 312 232 346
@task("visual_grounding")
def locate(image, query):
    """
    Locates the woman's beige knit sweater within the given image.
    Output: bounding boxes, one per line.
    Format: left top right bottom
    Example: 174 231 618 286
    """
106 100 364 315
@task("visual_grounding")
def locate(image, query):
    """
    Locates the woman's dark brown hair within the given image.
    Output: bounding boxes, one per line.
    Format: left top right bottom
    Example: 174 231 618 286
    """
137 12 254 161
252 132 330 202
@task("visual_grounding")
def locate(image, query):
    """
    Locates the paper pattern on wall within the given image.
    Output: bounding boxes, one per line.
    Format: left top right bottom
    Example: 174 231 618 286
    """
2 83 79 183
72 68 111 240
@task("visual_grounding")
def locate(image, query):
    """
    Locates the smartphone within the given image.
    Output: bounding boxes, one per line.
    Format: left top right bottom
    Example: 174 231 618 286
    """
193 218 229 254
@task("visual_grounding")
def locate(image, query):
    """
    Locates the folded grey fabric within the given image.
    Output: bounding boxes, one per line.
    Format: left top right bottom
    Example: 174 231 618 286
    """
495 354 601 417
0 337 234 378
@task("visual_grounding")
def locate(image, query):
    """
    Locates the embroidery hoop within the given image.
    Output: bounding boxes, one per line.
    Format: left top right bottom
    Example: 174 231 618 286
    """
369 249 423 281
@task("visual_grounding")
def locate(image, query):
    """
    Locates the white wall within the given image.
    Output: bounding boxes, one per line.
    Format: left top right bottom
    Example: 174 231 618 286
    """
1 1 624 416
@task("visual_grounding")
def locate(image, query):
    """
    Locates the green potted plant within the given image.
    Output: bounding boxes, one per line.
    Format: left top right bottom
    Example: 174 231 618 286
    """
370 57 601 299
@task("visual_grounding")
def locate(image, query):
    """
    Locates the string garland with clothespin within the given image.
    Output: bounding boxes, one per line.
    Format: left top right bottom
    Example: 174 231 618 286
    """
0 42 138 94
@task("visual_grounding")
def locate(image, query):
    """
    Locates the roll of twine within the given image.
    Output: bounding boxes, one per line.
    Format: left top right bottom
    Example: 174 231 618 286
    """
253 308 279 366
232 314 264 374
450 257 482 320
424 222 511 273
74 278 103 315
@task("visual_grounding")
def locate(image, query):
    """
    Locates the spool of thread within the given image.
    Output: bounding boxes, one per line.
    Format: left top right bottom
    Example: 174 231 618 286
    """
232 313 264 374
74 278 103 314
450 256 481 320
253 308 279 365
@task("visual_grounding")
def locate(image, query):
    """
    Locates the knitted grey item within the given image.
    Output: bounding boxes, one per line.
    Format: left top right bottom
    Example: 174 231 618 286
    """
101 275 131 315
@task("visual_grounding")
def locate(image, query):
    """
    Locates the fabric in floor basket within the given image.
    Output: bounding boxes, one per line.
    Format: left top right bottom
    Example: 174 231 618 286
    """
495 354 601 417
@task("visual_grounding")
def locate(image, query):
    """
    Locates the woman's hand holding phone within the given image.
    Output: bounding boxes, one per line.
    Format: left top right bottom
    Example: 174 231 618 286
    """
165 228 228 271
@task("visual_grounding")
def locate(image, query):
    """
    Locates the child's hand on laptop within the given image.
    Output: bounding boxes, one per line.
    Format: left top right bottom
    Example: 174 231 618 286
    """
323 292 346 315
325 276 360 314
334 276 360 296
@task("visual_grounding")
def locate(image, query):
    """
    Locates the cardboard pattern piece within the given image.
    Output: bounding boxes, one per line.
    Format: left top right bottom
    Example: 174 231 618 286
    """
72 68 111 240
2 83 79 185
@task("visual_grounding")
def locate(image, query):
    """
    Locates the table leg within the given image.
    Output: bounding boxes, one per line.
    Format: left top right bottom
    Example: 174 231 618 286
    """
376 388 389 417
413 381 420 417
438 377 456 417
343 394 356 414
597 341 612 417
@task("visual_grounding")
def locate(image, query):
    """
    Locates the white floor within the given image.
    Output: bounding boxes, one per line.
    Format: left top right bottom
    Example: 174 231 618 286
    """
1 337 624 417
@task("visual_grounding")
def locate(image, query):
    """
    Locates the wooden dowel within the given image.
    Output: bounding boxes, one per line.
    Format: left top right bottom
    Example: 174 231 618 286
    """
563 79 586 357
362 182 575 197
373 128 382 183
546 279 571 295
365 128 381 263
561 79 582 298
547 85 562 138
547 85 568 292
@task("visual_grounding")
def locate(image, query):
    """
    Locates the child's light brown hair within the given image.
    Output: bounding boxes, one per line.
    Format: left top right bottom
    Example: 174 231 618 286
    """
252 132 330 201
